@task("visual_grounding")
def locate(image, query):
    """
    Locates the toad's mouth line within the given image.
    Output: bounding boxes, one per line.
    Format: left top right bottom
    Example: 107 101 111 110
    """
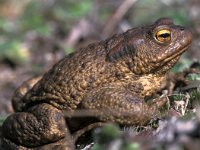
163 44 191 63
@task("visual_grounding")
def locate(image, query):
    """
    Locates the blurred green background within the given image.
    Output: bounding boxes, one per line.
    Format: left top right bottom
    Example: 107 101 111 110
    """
0 0 198 65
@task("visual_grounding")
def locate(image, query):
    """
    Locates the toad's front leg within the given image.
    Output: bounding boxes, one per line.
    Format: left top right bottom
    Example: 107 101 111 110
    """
81 84 167 125
1 103 74 150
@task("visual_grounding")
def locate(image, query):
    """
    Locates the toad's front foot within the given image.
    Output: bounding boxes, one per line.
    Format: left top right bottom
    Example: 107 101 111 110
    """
1 103 74 150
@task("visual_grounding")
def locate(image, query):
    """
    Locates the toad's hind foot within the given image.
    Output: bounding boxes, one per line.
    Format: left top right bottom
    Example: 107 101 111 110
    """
2 137 73 150
1 103 73 149
12 76 42 112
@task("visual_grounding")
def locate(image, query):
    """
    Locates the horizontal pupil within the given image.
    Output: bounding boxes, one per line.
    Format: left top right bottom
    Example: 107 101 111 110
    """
159 33 170 38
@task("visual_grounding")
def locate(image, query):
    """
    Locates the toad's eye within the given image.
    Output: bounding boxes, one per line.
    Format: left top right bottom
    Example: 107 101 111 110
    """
155 29 171 44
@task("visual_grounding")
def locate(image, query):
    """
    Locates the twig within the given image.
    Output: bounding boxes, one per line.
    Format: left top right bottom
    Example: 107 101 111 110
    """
72 122 105 141
182 92 190 115
63 106 159 118
102 0 138 38
64 18 94 49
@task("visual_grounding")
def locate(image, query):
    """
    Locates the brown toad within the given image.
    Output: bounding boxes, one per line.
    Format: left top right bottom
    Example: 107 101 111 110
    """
1 18 192 150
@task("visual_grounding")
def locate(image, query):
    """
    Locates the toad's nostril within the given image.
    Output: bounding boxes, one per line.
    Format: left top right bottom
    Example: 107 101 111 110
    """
180 27 185 31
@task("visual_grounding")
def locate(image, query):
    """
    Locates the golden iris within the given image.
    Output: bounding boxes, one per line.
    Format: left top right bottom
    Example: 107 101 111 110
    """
156 29 171 43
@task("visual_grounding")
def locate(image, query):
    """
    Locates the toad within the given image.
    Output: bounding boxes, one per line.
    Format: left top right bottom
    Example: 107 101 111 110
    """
1 18 192 150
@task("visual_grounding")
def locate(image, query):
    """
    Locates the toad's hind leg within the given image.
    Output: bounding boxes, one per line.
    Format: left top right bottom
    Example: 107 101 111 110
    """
12 76 42 112
82 86 167 125
1 103 74 150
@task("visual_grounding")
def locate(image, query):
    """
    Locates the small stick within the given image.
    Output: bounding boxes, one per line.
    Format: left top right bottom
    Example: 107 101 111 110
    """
72 122 106 141
102 0 138 38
